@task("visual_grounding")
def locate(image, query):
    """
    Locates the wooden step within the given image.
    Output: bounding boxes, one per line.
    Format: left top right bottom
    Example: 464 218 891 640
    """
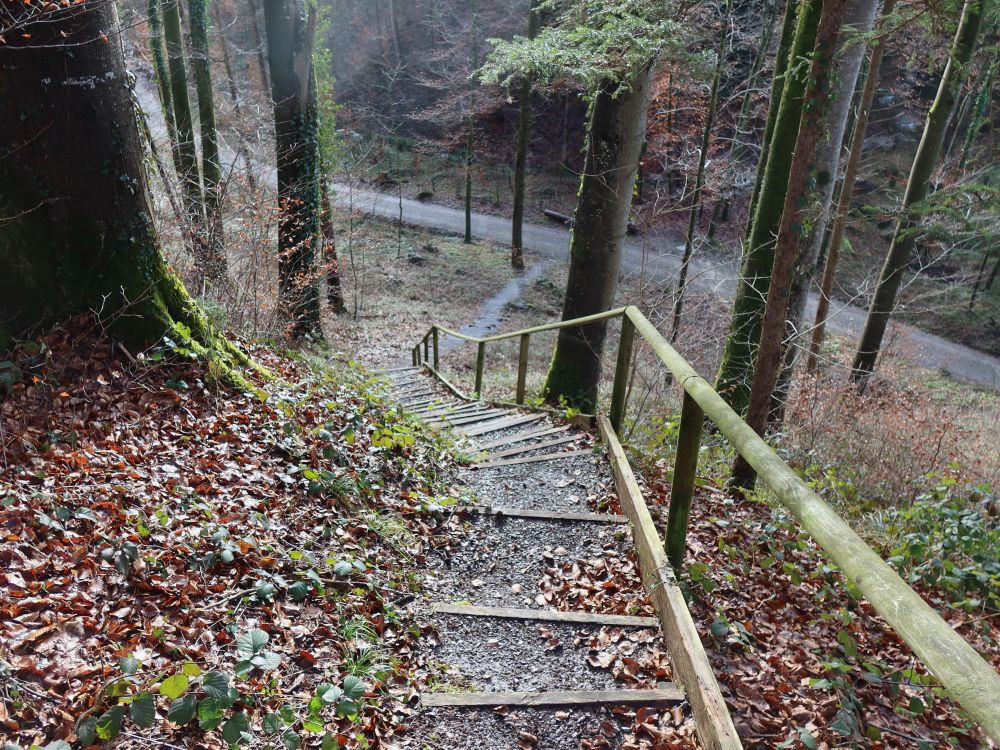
474 449 595 469
486 434 583 459
421 687 683 708
475 424 572 450
429 603 654 628
462 506 627 524
432 409 512 427
461 413 545 437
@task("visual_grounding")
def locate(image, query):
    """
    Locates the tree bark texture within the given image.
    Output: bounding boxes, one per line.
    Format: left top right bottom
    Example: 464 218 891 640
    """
0 0 236 364
147 0 186 189
714 0 820 415
264 0 324 339
851 0 983 381
732 0 848 490
807 0 897 371
510 0 538 270
189 0 227 278
543 66 654 412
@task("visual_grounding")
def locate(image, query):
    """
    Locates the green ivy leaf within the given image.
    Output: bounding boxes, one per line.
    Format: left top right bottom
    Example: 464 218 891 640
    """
333 560 353 577
342 675 365 700
119 656 140 675
95 706 125 740
167 694 197 725
282 731 303 750
252 651 281 671
288 581 310 601
262 713 284 734
75 717 98 746
321 732 339 750
197 697 226 731
202 671 230 699
160 673 189 700
221 711 251 745
236 628 270 657
129 692 156 728
316 683 342 705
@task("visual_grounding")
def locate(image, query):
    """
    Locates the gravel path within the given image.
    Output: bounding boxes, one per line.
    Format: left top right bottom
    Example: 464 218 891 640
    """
462 454 616 513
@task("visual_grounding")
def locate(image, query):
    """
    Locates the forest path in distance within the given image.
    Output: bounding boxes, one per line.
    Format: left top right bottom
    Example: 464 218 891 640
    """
330 184 1000 392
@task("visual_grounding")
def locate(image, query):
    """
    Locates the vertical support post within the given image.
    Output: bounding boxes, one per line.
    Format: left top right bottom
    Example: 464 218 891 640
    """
665 391 704 572
516 333 530 404
609 315 635 434
474 341 486 398
423 334 429 363
432 327 439 370
412 346 418 366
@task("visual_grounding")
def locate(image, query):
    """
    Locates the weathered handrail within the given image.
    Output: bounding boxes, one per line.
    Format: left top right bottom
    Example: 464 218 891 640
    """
412 304 1000 743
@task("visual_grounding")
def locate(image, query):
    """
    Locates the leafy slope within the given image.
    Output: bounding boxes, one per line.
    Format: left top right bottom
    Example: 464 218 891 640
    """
0 318 454 748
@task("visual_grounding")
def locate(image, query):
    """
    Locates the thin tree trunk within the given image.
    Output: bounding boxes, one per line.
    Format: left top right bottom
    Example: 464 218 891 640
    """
189 0 226 280
807 0 897 372
321 174 346 314
213 1 258 191
731 0 847 491
768 0 878 417
248 0 272 96
714 0 820 415
742 0 800 244
729 0 780 167
147 0 186 187
162 0 208 271
264 0 324 339
543 65 654 412
852 0 983 382
672 0 730 342
511 0 538 270
0 0 240 366
465 114 473 244
959 58 997 168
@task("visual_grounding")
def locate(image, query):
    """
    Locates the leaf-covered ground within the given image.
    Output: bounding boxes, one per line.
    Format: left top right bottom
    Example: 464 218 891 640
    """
0 317 460 749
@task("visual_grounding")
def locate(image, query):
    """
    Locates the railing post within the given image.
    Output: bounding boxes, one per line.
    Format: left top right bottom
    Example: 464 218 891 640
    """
412 346 418 367
423 334 429 363
432 327 439 370
609 315 635 434
665 391 704 573
474 341 486 398
516 334 530 405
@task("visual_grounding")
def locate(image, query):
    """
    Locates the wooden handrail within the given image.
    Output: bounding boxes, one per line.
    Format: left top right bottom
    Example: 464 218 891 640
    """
413 304 1000 743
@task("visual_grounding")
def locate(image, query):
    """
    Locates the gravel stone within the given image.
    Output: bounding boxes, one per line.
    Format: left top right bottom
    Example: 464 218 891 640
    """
461 454 616 512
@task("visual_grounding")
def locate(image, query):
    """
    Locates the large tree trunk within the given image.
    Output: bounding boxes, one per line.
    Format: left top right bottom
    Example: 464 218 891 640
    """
672 0 730 341
264 0 324 339
714 0 820 415
510 0 539 270
189 0 227 279
542 65 654 412
768 0 878 413
161 0 209 273
0 0 239 368
851 0 983 382
731 0 847 491
807 0 897 371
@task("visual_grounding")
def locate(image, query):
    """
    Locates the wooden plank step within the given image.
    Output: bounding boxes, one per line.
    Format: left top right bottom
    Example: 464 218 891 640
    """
430 603 657 628
399 391 438 403
378 365 421 375
475 424 573 450
395 383 434 396
474 449 595 469
486 434 583 459
464 506 627 524
403 397 459 410
432 409 512 427
461 413 545 437
421 687 683 708
418 403 482 418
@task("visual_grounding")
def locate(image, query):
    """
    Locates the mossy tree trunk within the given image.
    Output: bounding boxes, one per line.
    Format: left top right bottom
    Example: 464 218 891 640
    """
510 0 538 270
161 0 210 277
188 0 227 277
542 65 654 412
769 0 878 415
732 0 848 490
147 0 186 190
851 0 983 382
714 0 820 415
264 0 324 339
807 0 897 372
0 0 240 368
672 0 730 342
